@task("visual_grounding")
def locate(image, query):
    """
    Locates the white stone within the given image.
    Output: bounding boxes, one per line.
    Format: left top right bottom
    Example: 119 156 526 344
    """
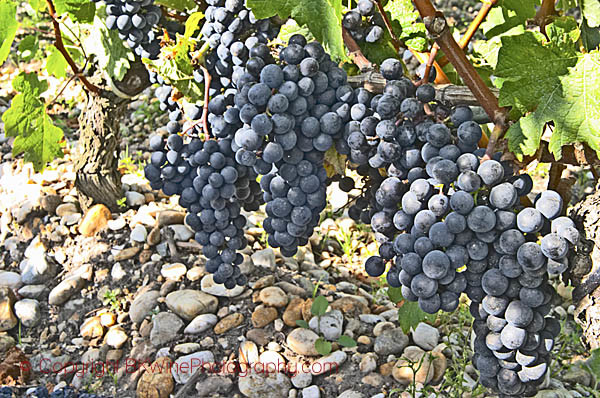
130 224 147 242
111 263 127 281
161 263 187 281
14 299 41 327
251 248 276 270
291 371 312 388
0 271 22 289
412 322 440 351
169 224 194 241
309 310 343 341
184 313 218 334
171 351 215 384
302 385 320 398
201 274 245 297
311 351 347 376
107 218 126 231
125 191 145 207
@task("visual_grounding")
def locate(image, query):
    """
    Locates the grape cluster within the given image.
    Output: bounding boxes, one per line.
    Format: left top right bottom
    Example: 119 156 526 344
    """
346 165 385 225
23 385 112 398
342 0 385 43
93 0 163 59
0 387 12 398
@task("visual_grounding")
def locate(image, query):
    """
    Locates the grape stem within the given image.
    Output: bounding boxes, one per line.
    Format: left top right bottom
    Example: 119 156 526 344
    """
45 0 100 95
535 0 558 35
200 64 211 139
373 0 402 51
413 0 507 157
415 43 439 86
341 27 374 71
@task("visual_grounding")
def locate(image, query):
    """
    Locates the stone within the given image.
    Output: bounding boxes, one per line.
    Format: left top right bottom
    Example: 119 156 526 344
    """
41 194 61 214
136 357 174 398
330 296 369 318
0 288 18 331
150 312 184 347
17 285 48 300
48 275 84 305
13 299 41 327
171 351 215 384
113 247 140 261
201 274 245 297
291 371 312 388
302 298 314 322
251 248 276 270
161 263 187 281
311 351 347 375
283 298 305 327
19 258 55 285
165 290 218 321
412 323 440 351
0 271 22 290
56 203 78 217
373 321 395 337
129 290 160 325
239 340 259 366
246 328 270 346
80 316 104 338
251 305 278 328
157 210 185 227
251 275 275 290
238 370 291 398
359 353 377 373
107 218 126 231
125 191 145 207
195 375 233 396
361 373 383 387
374 328 409 356
130 224 148 243
358 314 383 324
169 224 194 241
214 313 244 334
286 328 320 356
147 226 161 246
430 352 447 385
302 385 320 398
184 314 218 334
562 366 592 387
104 326 128 348
63 212 81 225
100 312 117 327
259 286 289 308
174 343 201 354
79 204 111 236
338 390 364 398
309 310 343 341
392 346 434 386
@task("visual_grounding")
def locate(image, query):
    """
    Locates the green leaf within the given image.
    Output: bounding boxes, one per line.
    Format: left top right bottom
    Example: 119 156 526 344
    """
505 51 600 160
185 12 204 39
360 30 401 65
54 0 96 23
315 338 332 356
337 335 357 347
2 73 64 171
0 0 18 65
311 295 329 316
156 0 196 12
582 0 600 27
397 300 436 334
143 38 204 103
277 20 315 44
46 47 69 79
481 6 526 40
494 31 578 114
323 146 346 177
295 320 310 329
247 0 346 61
499 0 540 22
582 348 600 377
18 35 39 61
82 13 135 81
384 0 428 52
582 17 600 51
387 287 403 303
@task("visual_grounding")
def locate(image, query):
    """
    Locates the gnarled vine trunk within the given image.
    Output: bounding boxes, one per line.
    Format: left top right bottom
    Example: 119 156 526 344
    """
569 185 600 349
74 60 150 212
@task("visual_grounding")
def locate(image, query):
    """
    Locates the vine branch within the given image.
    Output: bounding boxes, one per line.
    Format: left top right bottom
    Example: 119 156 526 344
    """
45 0 100 94
341 27 374 71
373 0 402 51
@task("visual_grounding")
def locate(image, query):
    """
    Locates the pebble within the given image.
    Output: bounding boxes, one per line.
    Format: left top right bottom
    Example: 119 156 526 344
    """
13 299 41 327
113 246 141 261
359 353 378 373
174 343 201 354
80 316 104 338
161 263 187 280
302 385 320 398
104 326 128 348
338 391 364 398
107 217 127 231
17 284 49 300
374 328 409 356
111 263 126 280
259 286 289 307
150 312 184 347
291 371 312 388
56 203 78 216
184 313 219 334
392 346 434 385
48 274 85 306
201 274 245 297
246 328 270 346
311 350 347 375
171 351 215 384
358 314 384 324
373 321 395 337
238 370 291 398
41 194 61 214
79 204 111 236
129 290 160 324
413 322 440 350
125 191 146 207
157 210 185 227
251 248 276 270
287 328 320 356
309 310 343 341
130 224 148 242
165 289 218 321
136 357 174 398
169 224 194 241
283 298 305 327
214 313 244 334
251 305 278 328
195 375 233 396
0 271 22 290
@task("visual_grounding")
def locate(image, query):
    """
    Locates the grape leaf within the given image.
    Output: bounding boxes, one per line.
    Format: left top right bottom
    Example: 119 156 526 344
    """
323 146 346 177
481 5 526 39
499 0 540 22
54 0 95 23
387 287 403 303
397 300 436 334
143 38 204 103
156 0 196 12
384 0 428 52
494 31 578 114
46 47 69 79
277 20 315 44
582 17 600 51
582 0 600 27
2 73 64 171
505 51 600 160
18 35 39 61
360 30 400 65
0 0 18 65
315 338 332 356
247 0 346 61
82 13 134 81
184 11 204 39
